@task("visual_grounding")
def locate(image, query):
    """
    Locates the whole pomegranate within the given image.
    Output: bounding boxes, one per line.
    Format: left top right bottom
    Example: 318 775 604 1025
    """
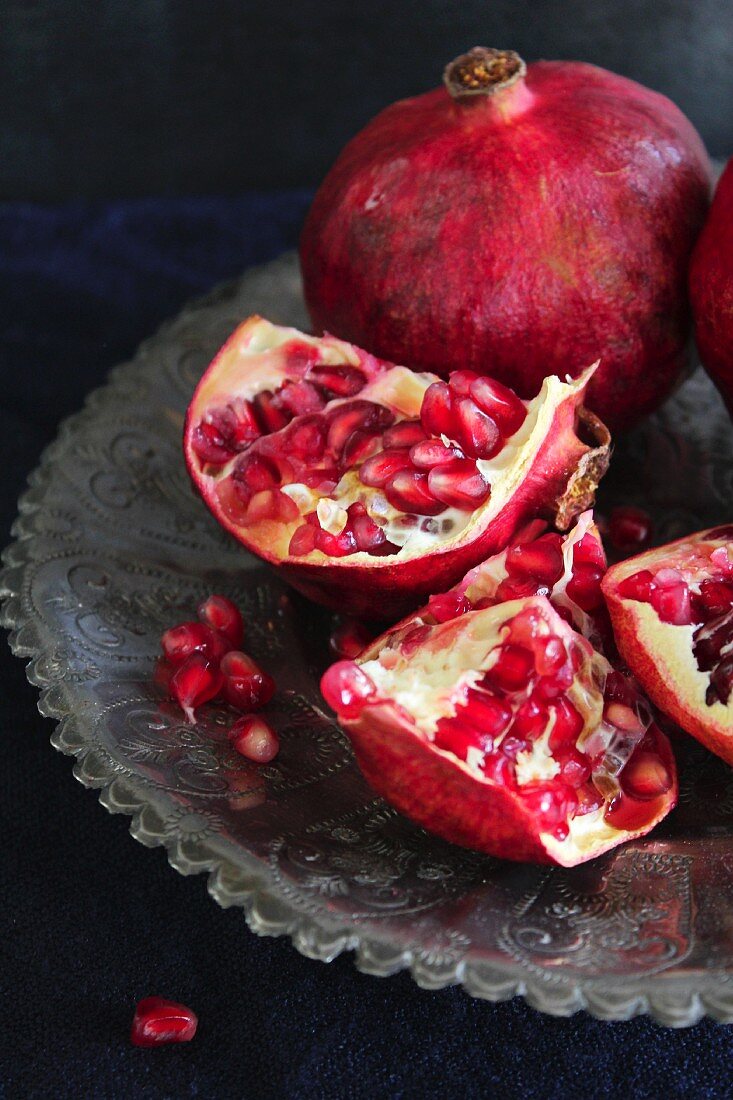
301 47 711 431
690 159 733 416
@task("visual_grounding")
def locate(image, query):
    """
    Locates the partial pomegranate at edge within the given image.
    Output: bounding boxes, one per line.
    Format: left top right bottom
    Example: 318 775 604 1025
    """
300 46 711 431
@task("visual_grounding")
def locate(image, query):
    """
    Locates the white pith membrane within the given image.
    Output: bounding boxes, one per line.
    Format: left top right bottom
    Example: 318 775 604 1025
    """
609 529 733 724
186 317 596 563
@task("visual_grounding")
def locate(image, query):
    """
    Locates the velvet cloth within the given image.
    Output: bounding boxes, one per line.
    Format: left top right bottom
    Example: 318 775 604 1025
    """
2 194 733 1099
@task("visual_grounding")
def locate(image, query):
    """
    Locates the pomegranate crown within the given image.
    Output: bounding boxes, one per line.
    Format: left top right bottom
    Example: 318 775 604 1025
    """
443 47 527 100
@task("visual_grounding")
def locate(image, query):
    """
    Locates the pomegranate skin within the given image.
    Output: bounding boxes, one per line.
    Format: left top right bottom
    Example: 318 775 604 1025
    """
301 52 711 431
690 159 733 418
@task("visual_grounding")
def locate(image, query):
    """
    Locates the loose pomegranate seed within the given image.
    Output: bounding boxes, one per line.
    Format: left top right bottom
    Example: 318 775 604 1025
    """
427 459 491 510
307 363 367 396
428 590 472 623
220 651 275 711
420 381 458 439
506 535 564 585
617 569 657 602
358 448 414 488
608 505 653 553
621 750 672 799
650 580 693 625
448 369 481 396
229 715 280 763
170 653 224 723
485 644 535 692
384 469 446 516
381 419 426 450
289 523 317 556
321 660 377 718
409 439 463 469
468 376 527 437
461 688 512 737
548 697 584 750
252 390 291 433
130 997 198 1048
329 619 374 659
565 563 604 611
277 379 325 416
452 397 502 459
197 595 244 649
161 622 230 665
434 716 490 759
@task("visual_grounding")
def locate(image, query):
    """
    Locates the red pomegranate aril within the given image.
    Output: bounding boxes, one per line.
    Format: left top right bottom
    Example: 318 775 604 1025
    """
485 644 535 692
307 363 367 396
329 619 374 659
548 697 584 750
519 782 577 833
427 459 491 509
708 655 733 706
382 419 427 449
482 751 516 785
434 716 490 759
191 403 261 465
130 997 198 1048
511 697 549 741
620 750 672 799
197 595 244 649
608 505 653 553
573 532 606 568
229 715 280 763
232 452 280 494
448 369 480 396
314 525 358 557
349 508 387 552
711 545 733 574
277 379 325 416
534 635 567 676
327 400 394 457
321 660 377 718
453 397 502 459
358 448 414 488
617 569 657 603
461 688 512 737
221 650 275 711
565 563 604 611
650 580 693 625
468 377 527 437
428 590 471 623
605 702 645 735
420 381 457 439
575 781 603 816
243 488 300 526
289 523 317 556
287 415 327 460
170 653 225 724
495 576 547 601
535 662 574 700
409 439 462 469
342 429 382 467
697 579 733 617
385 469 446 516
191 421 236 466
161 622 230 665
556 747 592 787
252 390 291 433
505 536 564 584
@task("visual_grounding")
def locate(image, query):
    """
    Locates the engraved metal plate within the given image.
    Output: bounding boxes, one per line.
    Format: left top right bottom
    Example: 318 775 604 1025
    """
4 251 733 1027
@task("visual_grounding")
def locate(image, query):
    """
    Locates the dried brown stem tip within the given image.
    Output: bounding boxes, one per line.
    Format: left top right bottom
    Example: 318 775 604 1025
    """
444 47 526 100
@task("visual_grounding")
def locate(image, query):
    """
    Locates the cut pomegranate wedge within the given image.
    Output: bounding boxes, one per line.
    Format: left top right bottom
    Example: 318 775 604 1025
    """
184 317 610 617
321 516 677 866
603 525 733 765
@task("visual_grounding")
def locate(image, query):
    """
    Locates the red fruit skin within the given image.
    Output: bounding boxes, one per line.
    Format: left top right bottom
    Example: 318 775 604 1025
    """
690 159 733 418
301 56 710 431
603 527 733 765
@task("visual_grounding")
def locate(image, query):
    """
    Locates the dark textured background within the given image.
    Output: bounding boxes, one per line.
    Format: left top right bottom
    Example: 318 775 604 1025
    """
2 0 733 200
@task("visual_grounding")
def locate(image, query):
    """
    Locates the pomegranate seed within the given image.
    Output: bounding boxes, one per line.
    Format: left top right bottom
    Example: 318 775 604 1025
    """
519 782 577 833
170 653 224 723
448 369 481 396
130 997 198 1048
400 624 431 657
307 363 367 396
468 376 527 436
511 697 549 740
289 523 317 556
482 751 516 785
252 390 290 433
434 716 490 759
608 506 653 553
575 781 603 815
384 469 446 516
427 459 491 510
277 379 325 416
506 535 564 585
161 622 230 665
710 545 733 574
327 400 394 457
420 381 458 439
191 403 260 465
708 525 733 541
346 507 386 553
707 655 733 705
232 452 280 495
287 415 327 460
535 662 574 700
566 563 604 611
409 439 463 469
621 751 672 800
452 397 502 459
329 619 374 659
358 448 414 488
220 650 275 711
383 419 427 449
500 734 530 760
534 635 567 676
618 569 657 602
314 525 358 557
548 697 583 750
573 532 606 568
191 421 235 465
696 579 733 617
495 576 546 601
243 488 300 527
460 688 512 737
320 660 377 718
342 429 382 467
428 590 472 622
229 715 280 763
605 702 645 735
485 644 534 692
197 595 244 649
650 580 693 625
556 747 591 787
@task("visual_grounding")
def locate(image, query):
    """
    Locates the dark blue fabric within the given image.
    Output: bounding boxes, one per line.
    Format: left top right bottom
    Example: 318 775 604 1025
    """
2 194 733 1100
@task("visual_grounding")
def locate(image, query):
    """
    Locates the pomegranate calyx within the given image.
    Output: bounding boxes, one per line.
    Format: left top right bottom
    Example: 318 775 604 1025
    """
443 47 527 100
554 405 610 530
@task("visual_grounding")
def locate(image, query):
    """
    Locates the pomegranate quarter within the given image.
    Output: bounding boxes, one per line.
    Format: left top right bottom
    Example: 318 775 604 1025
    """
184 316 609 617
322 516 677 866
603 526 733 766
